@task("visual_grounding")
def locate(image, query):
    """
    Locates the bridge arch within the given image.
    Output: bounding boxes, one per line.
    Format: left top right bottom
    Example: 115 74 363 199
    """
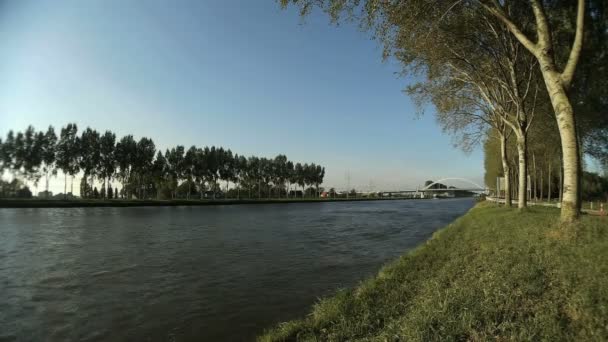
422 178 485 191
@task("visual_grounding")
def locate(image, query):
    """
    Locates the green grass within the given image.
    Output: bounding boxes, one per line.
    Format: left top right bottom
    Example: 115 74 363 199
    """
259 202 608 341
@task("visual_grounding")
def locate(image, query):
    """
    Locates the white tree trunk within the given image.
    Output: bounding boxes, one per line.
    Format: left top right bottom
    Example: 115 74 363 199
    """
45 171 49 194
500 134 512 207
540 169 544 203
540 65 580 221
548 163 552 202
516 135 528 210
532 153 537 201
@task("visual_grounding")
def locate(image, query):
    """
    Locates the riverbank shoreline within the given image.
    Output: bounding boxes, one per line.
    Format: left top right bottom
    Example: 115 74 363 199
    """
0 196 438 208
259 202 608 341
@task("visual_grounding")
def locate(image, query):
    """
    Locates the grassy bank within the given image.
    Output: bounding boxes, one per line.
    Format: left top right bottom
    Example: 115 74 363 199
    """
0 196 424 208
260 202 608 341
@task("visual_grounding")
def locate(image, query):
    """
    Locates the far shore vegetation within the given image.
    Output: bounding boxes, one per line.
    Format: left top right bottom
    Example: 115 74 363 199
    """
259 202 608 341
0 196 432 209
0 124 327 201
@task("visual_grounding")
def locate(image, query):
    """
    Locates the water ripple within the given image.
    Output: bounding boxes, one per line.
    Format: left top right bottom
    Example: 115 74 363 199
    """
0 198 474 341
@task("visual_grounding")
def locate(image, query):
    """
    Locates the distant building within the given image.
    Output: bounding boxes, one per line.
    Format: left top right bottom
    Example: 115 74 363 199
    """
38 190 53 199
52 192 77 200
289 190 303 198
201 190 224 199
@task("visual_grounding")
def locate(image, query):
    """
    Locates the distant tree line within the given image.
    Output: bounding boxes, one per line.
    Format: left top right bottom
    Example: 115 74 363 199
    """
0 178 33 198
0 124 325 200
484 118 608 202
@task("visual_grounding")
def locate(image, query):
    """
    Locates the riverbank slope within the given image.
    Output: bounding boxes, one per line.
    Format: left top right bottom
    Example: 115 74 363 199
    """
260 202 608 341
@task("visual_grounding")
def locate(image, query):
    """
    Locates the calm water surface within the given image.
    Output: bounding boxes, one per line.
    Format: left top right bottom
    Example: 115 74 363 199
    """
0 198 474 341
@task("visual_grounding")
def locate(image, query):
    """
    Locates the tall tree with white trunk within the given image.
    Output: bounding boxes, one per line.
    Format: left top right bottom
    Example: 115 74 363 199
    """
280 0 590 222
480 0 585 221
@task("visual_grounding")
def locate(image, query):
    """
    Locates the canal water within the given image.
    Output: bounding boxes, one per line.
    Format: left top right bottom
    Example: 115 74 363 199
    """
0 198 474 341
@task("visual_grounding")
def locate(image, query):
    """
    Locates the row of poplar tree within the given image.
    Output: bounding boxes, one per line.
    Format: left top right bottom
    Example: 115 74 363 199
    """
0 124 326 200
484 111 608 203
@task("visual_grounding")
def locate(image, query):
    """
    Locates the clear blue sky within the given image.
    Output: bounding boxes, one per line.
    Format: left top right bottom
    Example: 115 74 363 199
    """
0 0 483 192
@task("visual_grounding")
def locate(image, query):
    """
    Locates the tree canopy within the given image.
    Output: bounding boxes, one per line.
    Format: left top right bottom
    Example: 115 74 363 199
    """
280 0 608 221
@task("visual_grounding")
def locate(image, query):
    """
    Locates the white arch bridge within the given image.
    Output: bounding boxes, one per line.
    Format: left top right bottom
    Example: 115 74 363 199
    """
378 178 488 197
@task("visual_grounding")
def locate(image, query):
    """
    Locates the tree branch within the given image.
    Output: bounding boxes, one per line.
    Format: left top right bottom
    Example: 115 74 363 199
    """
560 0 585 89
529 0 552 49
479 1 538 55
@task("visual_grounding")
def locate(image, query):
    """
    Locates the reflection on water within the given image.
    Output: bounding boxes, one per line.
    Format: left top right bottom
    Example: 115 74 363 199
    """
0 198 474 341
